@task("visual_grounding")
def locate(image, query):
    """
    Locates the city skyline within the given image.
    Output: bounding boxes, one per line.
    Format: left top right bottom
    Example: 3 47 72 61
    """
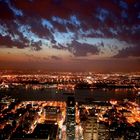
0 0 140 72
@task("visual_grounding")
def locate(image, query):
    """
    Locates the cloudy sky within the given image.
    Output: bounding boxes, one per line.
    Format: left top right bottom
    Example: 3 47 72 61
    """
0 0 140 72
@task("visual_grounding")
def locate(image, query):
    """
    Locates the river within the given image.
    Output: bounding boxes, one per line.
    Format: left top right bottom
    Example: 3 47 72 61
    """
0 87 137 102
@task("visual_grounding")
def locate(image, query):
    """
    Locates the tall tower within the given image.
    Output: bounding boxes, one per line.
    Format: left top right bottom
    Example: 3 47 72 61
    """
66 96 76 140
136 92 140 105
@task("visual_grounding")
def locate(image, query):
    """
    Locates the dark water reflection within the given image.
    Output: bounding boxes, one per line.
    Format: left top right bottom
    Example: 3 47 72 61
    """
1 87 136 102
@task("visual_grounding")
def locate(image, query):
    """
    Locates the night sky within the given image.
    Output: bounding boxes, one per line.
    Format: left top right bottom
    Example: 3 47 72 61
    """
0 0 140 72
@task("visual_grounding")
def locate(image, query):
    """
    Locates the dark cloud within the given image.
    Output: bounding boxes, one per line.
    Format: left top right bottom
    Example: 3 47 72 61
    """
68 40 99 56
0 0 139 57
51 41 99 57
0 35 27 48
0 20 42 50
0 1 14 20
21 17 53 38
51 55 62 60
52 44 66 50
8 0 139 27
114 45 140 58
30 40 42 51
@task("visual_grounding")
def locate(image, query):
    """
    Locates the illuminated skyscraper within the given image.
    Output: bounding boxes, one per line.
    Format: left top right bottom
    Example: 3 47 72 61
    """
66 96 76 140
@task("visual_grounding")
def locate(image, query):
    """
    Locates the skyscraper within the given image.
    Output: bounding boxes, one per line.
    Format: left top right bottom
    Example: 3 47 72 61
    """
66 96 76 140
136 92 140 105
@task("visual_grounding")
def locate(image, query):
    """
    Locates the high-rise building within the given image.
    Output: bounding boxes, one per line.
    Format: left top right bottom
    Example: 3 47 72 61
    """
136 92 140 105
66 96 76 140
